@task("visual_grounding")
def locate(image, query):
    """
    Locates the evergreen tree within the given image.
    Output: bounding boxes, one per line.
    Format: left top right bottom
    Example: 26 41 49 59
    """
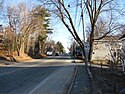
56 41 64 53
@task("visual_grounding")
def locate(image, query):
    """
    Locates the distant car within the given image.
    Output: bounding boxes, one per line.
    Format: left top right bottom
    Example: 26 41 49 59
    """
55 53 59 56
46 51 53 56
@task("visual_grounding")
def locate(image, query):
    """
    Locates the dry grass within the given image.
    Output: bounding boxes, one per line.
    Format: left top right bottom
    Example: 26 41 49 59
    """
0 49 48 62
13 55 32 62
0 51 31 62
91 66 125 94
40 54 47 57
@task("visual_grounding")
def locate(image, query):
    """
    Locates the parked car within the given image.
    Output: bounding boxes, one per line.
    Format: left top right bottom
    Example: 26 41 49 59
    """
55 52 59 56
46 51 53 56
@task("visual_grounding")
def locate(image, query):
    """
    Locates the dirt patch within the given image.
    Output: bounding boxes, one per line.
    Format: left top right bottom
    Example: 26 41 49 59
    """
91 65 125 94
0 50 47 66
14 53 47 62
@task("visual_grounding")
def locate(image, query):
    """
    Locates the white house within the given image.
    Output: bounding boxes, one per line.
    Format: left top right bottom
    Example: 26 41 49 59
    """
92 36 122 64
119 34 125 73
120 34 125 51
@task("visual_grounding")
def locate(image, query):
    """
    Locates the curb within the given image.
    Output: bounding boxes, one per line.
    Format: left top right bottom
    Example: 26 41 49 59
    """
66 61 78 94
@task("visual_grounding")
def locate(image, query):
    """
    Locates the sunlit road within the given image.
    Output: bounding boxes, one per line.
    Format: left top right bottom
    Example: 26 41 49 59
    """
0 56 81 94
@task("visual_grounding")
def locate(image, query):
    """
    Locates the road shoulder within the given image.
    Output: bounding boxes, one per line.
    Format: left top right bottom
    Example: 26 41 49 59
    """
28 66 75 94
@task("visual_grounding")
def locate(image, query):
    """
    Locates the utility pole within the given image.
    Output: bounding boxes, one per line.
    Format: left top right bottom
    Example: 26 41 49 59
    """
81 0 87 42
81 0 88 67
81 0 86 43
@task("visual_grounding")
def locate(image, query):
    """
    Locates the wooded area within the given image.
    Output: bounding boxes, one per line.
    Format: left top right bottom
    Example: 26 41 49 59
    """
0 1 64 61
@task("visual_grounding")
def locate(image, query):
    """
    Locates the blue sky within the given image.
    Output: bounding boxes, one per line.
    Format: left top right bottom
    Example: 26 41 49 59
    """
4 0 41 8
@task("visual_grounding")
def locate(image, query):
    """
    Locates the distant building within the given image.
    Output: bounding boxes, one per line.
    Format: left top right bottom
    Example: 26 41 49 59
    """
75 46 83 56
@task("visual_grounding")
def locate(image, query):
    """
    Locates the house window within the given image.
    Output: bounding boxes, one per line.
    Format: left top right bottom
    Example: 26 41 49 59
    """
113 52 116 57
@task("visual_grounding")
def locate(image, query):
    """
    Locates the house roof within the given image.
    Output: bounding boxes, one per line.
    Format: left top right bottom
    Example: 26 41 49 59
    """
94 36 121 42
119 33 125 40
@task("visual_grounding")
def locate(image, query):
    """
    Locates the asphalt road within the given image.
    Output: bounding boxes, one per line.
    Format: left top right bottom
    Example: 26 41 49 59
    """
0 56 77 94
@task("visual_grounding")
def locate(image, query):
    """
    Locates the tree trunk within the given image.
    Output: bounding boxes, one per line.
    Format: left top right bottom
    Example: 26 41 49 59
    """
88 24 95 63
41 42 45 53
19 42 25 56
17 50 20 56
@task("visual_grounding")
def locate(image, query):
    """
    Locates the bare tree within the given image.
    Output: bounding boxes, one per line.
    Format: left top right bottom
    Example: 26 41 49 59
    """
0 0 4 11
1 1 52 57
5 3 37 56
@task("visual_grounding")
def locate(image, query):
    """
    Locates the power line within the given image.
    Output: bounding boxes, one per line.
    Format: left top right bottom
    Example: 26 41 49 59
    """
74 0 79 26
